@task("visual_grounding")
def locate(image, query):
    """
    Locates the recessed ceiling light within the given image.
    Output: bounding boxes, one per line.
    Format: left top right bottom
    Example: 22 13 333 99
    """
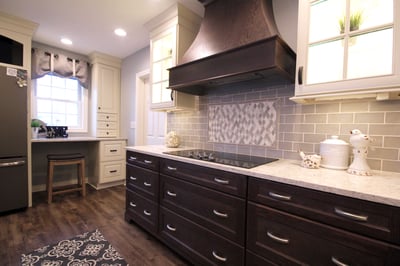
114 28 127 37
60 38 72 45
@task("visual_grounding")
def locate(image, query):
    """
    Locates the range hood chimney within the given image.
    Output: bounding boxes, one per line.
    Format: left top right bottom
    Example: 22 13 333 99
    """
168 0 296 95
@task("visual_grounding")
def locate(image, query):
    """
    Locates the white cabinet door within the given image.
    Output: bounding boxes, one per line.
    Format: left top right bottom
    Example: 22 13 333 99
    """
97 64 120 114
293 0 400 102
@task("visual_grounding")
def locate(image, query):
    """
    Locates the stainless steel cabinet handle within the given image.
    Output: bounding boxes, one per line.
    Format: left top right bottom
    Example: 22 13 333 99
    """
331 256 349 266
0 160 26 167
129 202 136 207
166 224 176 232
213 177 229 185
268 191 292 201
143 210 151 216
334 207 368 222
129 176 137 181
167 166 177 171
144 182 151 187
167 191 177 197
267 231 290 244
129 156 137 160
144 160 152 164
213 209 228 218
212 251 227 262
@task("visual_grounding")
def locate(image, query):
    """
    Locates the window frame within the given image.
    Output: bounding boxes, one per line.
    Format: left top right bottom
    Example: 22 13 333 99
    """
31 74 89 133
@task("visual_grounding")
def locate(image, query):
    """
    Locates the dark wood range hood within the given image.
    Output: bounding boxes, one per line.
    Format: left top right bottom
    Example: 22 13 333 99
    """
168 0 296 95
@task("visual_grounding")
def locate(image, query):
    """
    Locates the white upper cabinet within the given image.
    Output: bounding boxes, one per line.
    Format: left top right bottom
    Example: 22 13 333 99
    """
292 0 400 103
145 3 201 111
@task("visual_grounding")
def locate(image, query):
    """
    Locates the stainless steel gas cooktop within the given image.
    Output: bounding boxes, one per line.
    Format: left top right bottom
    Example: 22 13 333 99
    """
163 149 278 169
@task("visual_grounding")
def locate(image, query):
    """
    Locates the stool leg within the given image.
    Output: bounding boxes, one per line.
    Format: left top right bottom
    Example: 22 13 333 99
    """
47 161 54 204
80 159 86 197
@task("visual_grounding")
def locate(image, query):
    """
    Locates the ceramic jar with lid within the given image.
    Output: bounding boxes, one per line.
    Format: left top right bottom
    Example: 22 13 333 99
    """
320 135 350 170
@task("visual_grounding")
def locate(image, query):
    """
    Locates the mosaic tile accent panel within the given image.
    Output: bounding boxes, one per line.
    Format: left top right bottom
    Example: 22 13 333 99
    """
208 100 277 146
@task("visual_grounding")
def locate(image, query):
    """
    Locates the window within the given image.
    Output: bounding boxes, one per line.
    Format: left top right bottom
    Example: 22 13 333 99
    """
32 74 88 132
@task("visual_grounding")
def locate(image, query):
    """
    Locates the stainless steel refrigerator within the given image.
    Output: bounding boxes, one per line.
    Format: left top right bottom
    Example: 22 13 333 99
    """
0 65 28 213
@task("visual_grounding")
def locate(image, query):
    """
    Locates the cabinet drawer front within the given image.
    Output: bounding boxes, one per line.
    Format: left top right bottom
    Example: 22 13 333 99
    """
159 207 245 266
97 129 117 137
248 177 400 244
126 189 158 234
160 174 246 244
97 113 117 121
126 151 159 171
100 141 125 161
161 158 246 197
101 162 124 181
97 121 117 130
126 164 159 200
247 202 400 265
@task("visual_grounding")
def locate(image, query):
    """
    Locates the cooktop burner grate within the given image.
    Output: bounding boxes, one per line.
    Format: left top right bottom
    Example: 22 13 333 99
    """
163 149 278 169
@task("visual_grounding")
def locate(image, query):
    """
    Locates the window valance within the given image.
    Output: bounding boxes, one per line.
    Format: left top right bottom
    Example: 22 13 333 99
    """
31 48 90 88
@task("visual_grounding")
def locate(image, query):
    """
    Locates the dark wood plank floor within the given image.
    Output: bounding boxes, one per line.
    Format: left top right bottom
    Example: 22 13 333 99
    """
0 185 189 266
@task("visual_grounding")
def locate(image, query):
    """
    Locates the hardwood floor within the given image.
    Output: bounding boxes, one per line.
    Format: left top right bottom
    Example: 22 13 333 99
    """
0 185 189 266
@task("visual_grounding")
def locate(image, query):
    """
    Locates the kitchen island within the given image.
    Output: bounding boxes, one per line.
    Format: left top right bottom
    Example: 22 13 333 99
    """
125 145 400 265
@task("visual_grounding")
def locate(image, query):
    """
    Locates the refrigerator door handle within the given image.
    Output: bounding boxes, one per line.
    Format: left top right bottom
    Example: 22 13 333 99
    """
0 160 26 168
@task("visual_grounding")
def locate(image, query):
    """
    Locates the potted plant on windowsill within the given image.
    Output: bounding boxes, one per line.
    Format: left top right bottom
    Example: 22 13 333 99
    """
339 11 363 34
31 119 40 139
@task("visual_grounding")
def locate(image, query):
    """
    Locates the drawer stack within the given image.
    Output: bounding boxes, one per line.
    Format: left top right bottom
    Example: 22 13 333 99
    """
125 151 160 234
159 159 247 266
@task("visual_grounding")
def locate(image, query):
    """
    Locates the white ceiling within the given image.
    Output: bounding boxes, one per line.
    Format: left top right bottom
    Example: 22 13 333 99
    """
0 0 204 59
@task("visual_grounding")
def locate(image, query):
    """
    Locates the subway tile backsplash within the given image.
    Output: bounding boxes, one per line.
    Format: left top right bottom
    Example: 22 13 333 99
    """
167 84 400 173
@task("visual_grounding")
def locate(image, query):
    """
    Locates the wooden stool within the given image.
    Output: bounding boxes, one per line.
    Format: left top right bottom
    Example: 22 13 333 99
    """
46 153 86 203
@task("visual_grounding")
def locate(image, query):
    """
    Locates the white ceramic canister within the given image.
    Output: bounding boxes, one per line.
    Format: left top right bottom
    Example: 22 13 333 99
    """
320 135 350 170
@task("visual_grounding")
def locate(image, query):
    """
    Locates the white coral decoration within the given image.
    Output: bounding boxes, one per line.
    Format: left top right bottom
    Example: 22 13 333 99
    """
299 151 321 169
347 129 372 176
166 131 180 148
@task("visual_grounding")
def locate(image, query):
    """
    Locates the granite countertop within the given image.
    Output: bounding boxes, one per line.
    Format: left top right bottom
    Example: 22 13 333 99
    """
126 145 400 208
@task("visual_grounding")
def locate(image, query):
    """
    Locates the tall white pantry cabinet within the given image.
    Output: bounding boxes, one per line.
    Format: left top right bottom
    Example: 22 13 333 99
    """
89 52 126 189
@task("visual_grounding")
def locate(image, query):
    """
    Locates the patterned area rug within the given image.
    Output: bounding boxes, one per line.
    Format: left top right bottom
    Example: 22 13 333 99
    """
21 229 128 265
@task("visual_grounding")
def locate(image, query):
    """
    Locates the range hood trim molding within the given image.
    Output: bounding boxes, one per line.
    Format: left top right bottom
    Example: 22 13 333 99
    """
168 35 296 95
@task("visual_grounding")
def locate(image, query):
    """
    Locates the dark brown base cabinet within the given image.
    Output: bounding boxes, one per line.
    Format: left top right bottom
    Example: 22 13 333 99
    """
125 151 400 265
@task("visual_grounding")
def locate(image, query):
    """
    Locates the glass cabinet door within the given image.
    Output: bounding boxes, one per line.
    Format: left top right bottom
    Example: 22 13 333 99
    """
305 0 394 85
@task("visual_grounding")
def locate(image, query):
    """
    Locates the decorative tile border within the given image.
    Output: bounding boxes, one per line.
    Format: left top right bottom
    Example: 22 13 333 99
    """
208 100 278 146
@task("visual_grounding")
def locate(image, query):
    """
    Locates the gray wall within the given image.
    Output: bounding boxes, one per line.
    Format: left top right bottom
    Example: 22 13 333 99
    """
121 46 150 146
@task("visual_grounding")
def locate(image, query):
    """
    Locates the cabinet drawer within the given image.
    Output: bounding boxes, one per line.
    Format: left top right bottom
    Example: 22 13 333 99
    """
246 250 298 266
97 113 117 121
100 161 124 182
160 174 245 244
97 129 117 138
100 140 125 161
126 189 158 234
159 207 245 266
97 121 117 130
248 177 400 245
126 151 159 171
126 164 159 201
161 158 246 197
247 202 400 266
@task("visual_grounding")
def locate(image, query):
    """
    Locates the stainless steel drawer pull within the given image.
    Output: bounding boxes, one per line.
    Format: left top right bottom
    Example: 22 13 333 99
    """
212 251 227 262
167 166 177 171
334 207 368 222
129 176 137 181
144 160 152 164
268 191 292 201
213 177 229 185
129 156 137 160
331 256 349 266
213 209 228 218
143 210 151 216
267 231 289 244
166 224 176 232
129 202 136 208
167 191 177 197
144 182 151 187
